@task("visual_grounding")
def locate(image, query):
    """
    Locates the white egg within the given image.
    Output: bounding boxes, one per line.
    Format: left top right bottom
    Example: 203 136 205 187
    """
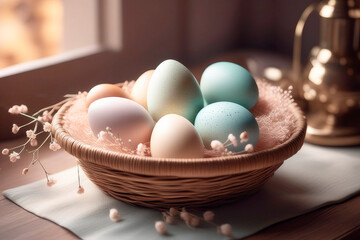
150 114 204 158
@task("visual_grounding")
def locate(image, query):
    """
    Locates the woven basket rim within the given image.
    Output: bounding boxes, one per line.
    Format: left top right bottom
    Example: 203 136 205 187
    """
53 95 306 178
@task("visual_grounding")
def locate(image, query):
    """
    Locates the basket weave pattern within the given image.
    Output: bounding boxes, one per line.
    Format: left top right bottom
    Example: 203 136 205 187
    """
53 95 306 209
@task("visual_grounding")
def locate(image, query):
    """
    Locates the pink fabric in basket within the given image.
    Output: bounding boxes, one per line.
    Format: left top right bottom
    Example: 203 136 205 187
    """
64 80 297 154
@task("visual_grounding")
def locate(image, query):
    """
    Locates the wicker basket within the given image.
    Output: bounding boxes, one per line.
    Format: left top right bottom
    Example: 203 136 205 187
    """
52 93 306 209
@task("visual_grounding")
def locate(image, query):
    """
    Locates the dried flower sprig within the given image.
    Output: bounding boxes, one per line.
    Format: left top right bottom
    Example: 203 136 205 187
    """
156 207 235 239
206 131 253 157
96 127 151 157
2 94 80 187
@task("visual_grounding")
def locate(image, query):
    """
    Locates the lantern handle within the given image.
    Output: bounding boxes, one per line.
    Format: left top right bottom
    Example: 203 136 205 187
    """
292 2 318 95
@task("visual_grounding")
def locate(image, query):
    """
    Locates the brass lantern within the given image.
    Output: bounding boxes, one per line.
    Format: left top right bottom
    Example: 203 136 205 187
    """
293 0 360 146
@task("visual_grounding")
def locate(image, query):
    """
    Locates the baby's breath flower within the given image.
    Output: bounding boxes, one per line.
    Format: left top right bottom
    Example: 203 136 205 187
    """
240 131 249 143
22 168 29 175
228 134 238 147
180 211 191 222
164 214 175 224
136 143 146 156
9 152 20 163
42 111 52 122
43 122 52 132
245 144 254 153
155 221 167 235
210 140 225 153
8 105 21 114
77 186 84 194
218 223 232 237
49 141 61 151
203 210 215 222
30 138 38 147
109 208 120 222
169 207 179 216
2 148 9 155
188 216 200 228
12 124 20 134
46 178 56 187
37 116 43 122
19 104 28 114
26 130 36 139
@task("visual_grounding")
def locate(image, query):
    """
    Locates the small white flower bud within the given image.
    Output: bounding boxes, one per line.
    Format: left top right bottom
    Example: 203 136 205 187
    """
169 207 179 216
30 138 38 147
203 210 215 222
240 131 249 143
180 211 191 222
46 178 56 187
155 221 167 235
245 144 254 153
77 186 84 194
12 124 19 134
22 168 29 175
109 208 120 222
2 148 9 155
189 216 200 228
219 223 232 237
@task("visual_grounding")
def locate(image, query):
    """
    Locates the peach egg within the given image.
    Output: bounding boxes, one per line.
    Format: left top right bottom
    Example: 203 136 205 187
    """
86 83 130 108
131 69 154 109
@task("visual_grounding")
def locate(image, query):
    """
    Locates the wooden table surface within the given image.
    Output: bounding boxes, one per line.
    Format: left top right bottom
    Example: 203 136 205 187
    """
1 137 360 240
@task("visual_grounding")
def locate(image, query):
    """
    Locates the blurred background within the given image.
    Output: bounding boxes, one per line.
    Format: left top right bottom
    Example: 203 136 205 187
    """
0 0 318 70
8 0 360 143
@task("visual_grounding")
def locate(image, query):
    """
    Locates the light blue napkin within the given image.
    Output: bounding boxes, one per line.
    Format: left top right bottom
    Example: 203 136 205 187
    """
3 144 360 239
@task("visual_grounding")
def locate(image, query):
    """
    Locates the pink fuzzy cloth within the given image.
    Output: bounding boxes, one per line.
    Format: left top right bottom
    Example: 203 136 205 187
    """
63 80 297 155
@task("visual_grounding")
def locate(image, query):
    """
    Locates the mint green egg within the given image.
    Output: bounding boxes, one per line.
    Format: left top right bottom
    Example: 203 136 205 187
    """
147 59 204 123
194 101 259 152
200 62 258 109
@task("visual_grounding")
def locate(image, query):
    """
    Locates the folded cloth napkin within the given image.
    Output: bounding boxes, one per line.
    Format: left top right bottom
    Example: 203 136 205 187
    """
3 144 360 239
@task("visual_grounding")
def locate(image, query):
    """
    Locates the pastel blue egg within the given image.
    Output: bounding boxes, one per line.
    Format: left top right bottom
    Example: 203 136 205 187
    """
200 62 258 109
194 102 259 152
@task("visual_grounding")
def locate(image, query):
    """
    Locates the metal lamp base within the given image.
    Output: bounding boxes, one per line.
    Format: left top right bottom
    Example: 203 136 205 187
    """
305 111 360 146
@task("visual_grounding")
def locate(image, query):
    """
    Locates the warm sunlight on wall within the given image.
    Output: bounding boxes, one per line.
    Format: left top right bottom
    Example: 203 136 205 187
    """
0 0 62 69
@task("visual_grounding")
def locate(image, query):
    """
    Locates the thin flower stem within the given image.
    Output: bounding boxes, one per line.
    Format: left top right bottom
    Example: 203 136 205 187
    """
19 113 39 122
7 139 30 151
35 130 45 136
28 133 51 153
33 121 38 133
32 98 71 117
77 164 81 187
38 160 49 181
19 119 37 129
63 94 78 98
18 138 32 154
29 151 38 167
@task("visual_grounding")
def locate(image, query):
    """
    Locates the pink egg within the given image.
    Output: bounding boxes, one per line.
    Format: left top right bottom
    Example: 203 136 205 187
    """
88 97 154 149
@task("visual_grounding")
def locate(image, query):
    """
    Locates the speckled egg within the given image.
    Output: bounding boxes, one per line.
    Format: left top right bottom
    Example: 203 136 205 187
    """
147 59 204 123
88 97 154 149
150 114 204 158
200 62 258 109
194 101 259 152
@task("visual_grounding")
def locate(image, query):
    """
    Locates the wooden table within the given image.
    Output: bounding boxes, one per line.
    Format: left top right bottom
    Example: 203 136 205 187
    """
1 137 360 239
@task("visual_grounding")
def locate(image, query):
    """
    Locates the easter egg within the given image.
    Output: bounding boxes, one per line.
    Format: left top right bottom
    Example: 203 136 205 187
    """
194 101 259 152
200 62 258 109
150 114 204 158
131 69 154 109
147 59 204 123
88 97 154 149
86 83 130 108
